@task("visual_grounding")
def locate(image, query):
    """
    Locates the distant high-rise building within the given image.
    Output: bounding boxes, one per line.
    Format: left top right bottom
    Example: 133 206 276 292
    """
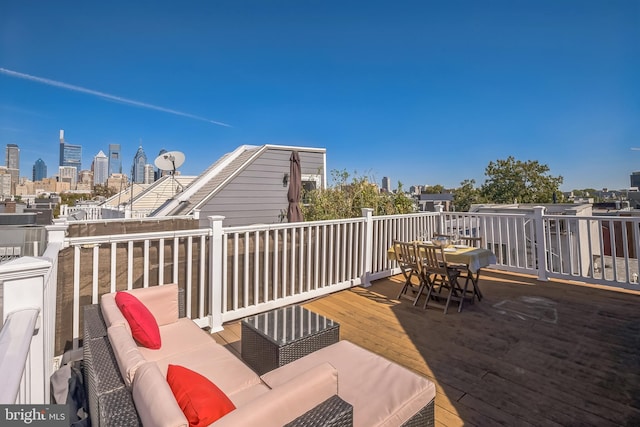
33 158 47 181
58 166 78 188
382 176 391 193
93 150 108 185
108 143 122 176
5 143 19 194
0 169 11 198
131 146 147 183
144 164 155 184
59 129 82 172
631 172 640 189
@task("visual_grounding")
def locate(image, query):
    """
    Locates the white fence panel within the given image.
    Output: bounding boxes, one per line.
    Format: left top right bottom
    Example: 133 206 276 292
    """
63 227 212 347
544 215 640 288
219 218 366 323
369 212 440 280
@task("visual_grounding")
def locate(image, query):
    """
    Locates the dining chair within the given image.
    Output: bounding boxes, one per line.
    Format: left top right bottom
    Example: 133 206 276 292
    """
415 243 462 314
460 236 483 248
450 236 484 302
392 240 421 303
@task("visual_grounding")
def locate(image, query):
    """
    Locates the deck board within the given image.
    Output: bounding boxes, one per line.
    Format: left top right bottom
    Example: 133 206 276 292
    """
214 269 640 426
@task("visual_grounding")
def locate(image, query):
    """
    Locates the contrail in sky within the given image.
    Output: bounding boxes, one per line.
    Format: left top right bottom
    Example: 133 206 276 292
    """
0 67 231 128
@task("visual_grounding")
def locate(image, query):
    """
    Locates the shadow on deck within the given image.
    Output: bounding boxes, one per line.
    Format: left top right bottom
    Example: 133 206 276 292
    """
214 270 640 426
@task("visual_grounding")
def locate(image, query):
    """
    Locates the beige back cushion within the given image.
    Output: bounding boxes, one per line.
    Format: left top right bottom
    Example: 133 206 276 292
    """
132 362 188 427
124 284 179 326
107 324 146 388
100 283 179 330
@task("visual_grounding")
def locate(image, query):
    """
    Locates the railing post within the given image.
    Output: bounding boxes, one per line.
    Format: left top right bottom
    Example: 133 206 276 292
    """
361 208 374 287
533 206 548 281
47 218 68 247
435 204 445 234
0 257 53 404
208 215 225 332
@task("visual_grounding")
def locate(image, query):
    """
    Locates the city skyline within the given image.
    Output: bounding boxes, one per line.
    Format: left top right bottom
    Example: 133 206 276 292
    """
1 1 638 191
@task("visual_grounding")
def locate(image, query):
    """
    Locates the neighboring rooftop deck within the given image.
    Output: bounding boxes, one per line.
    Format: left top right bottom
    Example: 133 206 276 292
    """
213 270 640 427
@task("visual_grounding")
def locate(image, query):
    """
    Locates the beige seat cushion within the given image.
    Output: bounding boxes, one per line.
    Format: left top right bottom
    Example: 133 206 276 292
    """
261 340 436 427
212 362 339 427
138 318 212 362
152 339 262 397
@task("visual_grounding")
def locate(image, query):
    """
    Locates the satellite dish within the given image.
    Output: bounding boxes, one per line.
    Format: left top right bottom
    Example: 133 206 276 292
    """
154 151 185 173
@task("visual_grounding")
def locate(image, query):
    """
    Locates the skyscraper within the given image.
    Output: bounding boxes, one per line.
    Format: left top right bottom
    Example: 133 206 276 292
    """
108 143 122 176
5 143 19 194
144 164 155 184
93 151 108 185
59 130 82 171
382 176 391 193
33 158 47 181
132 146 147 183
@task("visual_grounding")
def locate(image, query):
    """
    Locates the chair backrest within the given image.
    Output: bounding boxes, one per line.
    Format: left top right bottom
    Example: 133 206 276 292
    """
415 243 449 275
460 236 483 248
393 240 419 269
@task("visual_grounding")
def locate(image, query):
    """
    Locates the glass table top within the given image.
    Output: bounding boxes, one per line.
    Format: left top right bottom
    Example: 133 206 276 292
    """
242 305 339 345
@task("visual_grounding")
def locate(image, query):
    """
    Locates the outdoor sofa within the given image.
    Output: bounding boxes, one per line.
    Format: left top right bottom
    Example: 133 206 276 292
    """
83 284 436 426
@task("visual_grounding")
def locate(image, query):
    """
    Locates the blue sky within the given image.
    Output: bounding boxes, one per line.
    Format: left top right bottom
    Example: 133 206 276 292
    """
1 0 638 191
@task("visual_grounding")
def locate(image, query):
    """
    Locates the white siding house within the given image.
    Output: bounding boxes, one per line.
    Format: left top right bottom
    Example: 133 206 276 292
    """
151 145 326 227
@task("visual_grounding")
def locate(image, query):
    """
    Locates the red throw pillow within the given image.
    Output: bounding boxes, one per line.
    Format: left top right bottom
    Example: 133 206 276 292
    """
115 292 161 349
167 364 236 427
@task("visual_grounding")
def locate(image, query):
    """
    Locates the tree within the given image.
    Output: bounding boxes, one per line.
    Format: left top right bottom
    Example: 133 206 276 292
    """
302 170 415 221
422 185 445 194
453 179 487 212
480 156 563 204
93 184 117 199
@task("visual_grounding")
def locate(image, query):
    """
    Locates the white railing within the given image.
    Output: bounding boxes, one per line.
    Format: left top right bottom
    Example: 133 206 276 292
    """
0 255 55 404
60 204 155 220
369 211 440 280
216 216 367 324
543 214 640 288
6 206 640 404
50 207 640 344
62 205 103 221
0 308 40 404
441 210 543 275
62 227 212 348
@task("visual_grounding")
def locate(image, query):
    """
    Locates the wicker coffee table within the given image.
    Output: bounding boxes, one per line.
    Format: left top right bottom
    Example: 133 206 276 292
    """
241 305 340 375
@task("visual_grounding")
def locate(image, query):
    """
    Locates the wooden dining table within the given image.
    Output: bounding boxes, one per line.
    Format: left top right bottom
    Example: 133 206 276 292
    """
388 241 497 301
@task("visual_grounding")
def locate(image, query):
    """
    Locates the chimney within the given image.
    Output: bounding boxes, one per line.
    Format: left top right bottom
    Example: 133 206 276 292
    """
59 129 64 143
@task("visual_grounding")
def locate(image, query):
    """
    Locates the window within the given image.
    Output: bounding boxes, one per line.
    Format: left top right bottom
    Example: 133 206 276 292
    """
301 174 321 205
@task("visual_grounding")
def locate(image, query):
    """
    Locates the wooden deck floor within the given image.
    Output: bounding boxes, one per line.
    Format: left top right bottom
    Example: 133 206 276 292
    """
213 270 640 426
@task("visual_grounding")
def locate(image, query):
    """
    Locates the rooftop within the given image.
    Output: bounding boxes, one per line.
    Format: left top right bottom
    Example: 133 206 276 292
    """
214 270 640 426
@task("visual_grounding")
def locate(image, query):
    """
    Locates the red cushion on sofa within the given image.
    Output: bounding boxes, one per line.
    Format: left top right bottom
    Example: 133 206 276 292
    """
115 291 161 349
167 364 236 427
